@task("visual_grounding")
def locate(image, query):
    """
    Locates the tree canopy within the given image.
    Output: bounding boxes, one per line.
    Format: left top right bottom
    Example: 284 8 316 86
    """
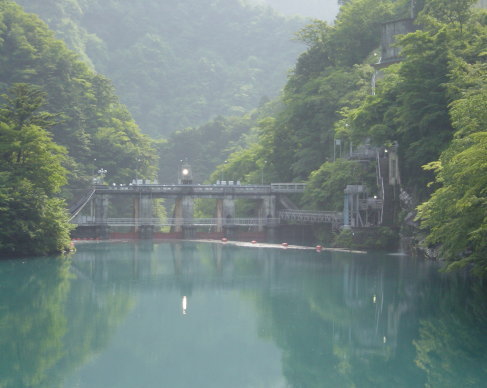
0 1 158 188
0 2 157 255
14 0 306 137
0 83 71 256
213 0 487 275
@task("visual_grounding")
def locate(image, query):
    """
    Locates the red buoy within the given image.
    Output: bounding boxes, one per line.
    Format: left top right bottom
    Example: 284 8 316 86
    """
316 245 322 251
251 240 257 244
222 237 228 242
282 242 288 248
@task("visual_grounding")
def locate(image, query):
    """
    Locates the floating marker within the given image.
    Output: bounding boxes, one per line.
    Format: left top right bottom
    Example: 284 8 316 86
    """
316 245 322 251
282 242 288 248
251 240 257 244
222 237 228 242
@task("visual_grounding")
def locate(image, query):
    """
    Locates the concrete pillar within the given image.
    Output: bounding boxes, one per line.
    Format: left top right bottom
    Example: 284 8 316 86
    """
174 195 194 234
216 196 235 232
94 194 110 239
215 199 223 233
388 150 401 186
259 195 277 231
134 195 154 239
94 194 109 223
343 193 351 229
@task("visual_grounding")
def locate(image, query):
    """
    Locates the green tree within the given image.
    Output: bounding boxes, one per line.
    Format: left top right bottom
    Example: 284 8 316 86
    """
15 0 306 137
416 132 487 275
302 159 375 211
416 59 487 275
0 84 72 256
0 2 158 188
419 0 477 32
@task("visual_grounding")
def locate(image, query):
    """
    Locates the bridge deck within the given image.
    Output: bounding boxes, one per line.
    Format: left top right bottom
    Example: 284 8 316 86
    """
91 183 306 197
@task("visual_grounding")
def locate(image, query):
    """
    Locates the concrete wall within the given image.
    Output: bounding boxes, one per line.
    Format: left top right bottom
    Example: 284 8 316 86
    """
380 18 416 65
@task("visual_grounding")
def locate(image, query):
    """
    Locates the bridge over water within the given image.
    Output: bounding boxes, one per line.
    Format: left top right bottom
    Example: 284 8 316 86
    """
70 182 342 240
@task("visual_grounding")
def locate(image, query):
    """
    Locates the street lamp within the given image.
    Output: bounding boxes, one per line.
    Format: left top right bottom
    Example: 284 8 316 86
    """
92 158 97 185
97 168 107 185
178 161 193 184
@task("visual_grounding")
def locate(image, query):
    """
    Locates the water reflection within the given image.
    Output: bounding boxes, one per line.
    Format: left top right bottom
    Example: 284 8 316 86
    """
413 276 487 388
0 258 70 388
0 254 133 388
0 242 486 387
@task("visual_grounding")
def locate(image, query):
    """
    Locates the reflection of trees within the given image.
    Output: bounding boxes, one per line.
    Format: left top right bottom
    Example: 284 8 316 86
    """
8 242 484 388
0 253 134 388
414 278 487 388
252 252 427 388
0 258 70 388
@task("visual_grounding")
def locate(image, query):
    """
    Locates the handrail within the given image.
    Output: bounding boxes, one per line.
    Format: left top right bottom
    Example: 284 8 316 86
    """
71 217 281 226
279 210 342 224
91 183 306 195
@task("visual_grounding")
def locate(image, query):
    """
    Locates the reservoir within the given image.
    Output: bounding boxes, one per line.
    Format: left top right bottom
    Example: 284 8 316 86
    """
1 241 486 387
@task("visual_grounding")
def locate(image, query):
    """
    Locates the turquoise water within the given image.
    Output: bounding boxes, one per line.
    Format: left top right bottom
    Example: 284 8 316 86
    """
1 241 486 388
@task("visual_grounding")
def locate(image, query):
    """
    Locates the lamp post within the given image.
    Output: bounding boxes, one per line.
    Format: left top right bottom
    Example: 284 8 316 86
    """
92 158 97 185
97 168 107 185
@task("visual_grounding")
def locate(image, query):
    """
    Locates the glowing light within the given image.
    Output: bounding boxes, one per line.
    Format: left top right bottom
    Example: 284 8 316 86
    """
383 336 387 344
182 295 187 315
182 168 189 176
373 294 377 303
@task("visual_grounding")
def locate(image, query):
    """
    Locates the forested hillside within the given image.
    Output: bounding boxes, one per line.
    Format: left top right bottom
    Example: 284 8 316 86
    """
0 1 157 255
1 0 485 274
214 0 487 275
14 0 306 137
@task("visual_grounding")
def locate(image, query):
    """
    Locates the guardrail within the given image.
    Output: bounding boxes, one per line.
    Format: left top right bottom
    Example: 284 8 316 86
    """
270 183 306 192
72 217 281 227
279 210 342 224
91 183 306 195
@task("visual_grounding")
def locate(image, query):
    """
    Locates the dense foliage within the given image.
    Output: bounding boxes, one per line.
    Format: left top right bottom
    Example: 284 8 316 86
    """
216 0 486 274
14 0 306 137
0 84 72 256
350 2 486 273
0 1 157 188
416 61 487 276
0 1 157 255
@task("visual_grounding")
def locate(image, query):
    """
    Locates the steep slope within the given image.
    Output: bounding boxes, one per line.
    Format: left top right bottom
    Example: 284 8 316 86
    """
0 1 157 187
15 0 306 137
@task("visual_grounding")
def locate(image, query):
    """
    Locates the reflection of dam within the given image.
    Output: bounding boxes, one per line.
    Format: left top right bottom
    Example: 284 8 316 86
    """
72 243 279 292
72 243 424 363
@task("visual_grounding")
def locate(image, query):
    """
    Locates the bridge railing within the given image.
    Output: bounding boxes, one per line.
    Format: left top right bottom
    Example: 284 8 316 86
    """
279 210 342 224
72 217 281 227
359 198 383 210
271 183 306 193
91 183 306 194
